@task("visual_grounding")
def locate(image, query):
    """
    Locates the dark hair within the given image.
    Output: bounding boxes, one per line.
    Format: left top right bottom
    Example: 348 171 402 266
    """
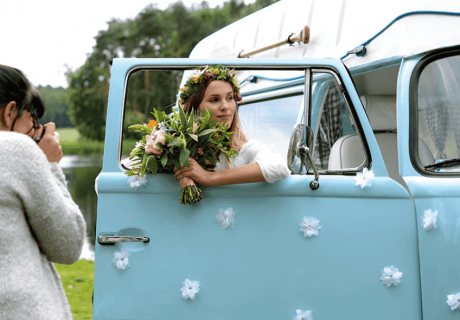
30 88 45 120
0 65 33 129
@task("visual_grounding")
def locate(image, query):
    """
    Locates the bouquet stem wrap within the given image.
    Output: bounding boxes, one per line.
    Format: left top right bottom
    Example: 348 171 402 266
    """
179 177 202 205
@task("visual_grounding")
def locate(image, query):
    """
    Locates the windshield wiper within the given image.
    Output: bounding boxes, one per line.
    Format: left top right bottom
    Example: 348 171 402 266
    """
425 158 460 169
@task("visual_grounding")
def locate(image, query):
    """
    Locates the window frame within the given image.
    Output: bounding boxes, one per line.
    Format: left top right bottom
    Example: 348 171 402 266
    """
409 45 460 177
118 64 371 176
309 69 371 175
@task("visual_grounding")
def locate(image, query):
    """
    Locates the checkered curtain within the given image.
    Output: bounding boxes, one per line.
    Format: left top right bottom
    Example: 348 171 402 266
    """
449 103 460 158
315 83 344 168
423 102 449 160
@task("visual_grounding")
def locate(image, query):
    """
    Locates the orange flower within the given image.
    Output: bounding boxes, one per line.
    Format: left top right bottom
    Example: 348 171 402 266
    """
147 120 158 129
193 77 199 82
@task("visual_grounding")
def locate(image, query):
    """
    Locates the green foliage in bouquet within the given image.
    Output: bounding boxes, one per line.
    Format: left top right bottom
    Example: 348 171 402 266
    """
125 105 237 204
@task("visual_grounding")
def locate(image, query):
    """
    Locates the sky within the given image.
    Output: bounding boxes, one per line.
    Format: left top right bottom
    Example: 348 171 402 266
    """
1 0 254 88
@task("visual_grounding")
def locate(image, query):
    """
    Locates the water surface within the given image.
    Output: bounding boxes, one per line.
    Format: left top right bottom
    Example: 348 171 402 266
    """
61 155 102 261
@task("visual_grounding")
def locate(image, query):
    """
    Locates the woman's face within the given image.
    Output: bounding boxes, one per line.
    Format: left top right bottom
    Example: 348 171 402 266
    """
198 80 236 127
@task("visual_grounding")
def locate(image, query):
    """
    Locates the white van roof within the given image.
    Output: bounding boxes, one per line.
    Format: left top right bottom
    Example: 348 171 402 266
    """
189 0 460 68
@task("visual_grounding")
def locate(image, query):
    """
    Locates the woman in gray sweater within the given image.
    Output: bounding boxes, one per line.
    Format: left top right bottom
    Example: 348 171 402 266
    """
0 65 86 319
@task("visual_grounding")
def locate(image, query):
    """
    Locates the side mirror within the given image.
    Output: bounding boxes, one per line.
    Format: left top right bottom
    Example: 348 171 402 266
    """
287 124 319 190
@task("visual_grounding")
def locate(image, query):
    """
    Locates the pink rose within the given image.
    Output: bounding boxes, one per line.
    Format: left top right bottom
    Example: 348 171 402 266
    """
154 130 166 145
145 130 166 155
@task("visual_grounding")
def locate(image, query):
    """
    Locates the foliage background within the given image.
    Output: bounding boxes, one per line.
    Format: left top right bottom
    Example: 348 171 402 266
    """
63 0 278 142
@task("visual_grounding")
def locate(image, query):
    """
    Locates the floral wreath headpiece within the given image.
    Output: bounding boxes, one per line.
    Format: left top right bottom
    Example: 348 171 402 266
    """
178 65 242 106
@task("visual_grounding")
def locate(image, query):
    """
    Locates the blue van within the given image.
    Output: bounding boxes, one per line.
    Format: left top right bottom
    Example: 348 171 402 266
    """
93 1 460 319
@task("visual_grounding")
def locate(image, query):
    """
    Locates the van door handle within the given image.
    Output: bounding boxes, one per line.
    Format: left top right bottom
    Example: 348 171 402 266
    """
98 235 150 245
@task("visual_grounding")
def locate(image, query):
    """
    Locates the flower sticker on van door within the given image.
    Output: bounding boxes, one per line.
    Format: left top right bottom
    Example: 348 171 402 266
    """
447 292 460 310
380 265 402 287
216 207 236 229
112 248 131 270
127 175 147 190
292 309 313 320
180 279 200 301
299 217 321 238
422 209 438 231
354 168 375 188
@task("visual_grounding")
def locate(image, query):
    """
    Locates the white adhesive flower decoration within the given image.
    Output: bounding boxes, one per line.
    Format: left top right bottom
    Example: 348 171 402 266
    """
292 309 313 320
299 217 321 238
354 167 375 188
112 248 130 270
447 292 460 310
180 279 200 301
422 209 438 231
215 207 236 229
127 175 147 190
380 265 402 287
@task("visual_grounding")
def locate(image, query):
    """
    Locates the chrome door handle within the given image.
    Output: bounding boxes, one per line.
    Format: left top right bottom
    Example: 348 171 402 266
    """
98 235 150 245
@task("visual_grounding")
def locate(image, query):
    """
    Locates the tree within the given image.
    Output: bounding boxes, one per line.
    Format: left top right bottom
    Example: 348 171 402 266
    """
37 85 74 128
67 61 107 140
66 0 278 141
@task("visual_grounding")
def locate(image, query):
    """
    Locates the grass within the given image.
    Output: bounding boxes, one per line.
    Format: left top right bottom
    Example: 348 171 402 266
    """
55 259 94 320
57 128 137 156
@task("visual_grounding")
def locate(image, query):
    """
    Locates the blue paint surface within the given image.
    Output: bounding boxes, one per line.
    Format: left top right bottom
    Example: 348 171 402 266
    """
94 57 429 319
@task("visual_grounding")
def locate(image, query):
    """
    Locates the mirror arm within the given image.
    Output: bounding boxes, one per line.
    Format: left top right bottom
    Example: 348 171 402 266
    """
299 145 320 190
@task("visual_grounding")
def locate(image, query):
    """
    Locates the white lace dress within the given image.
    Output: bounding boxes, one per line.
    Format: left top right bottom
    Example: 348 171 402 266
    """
214 140 290 183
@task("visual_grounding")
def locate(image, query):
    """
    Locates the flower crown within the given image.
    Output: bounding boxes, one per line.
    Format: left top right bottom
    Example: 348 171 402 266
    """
179 65 242 106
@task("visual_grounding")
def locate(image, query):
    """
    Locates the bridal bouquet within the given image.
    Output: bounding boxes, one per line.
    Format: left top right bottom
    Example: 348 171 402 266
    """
125 106 237 205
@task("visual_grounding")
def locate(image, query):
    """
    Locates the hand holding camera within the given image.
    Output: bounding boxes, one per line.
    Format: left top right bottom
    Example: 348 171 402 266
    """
34 122 63 163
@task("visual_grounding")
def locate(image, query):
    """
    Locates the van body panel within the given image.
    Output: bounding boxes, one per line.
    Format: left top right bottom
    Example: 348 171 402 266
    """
93 58 421 319
397 52 460 320
191 0 460 68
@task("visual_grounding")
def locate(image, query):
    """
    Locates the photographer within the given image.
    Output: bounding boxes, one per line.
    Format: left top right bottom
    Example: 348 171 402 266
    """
0 65 85 320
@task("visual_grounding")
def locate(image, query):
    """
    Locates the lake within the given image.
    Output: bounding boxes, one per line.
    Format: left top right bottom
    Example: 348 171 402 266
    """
61 155 103 261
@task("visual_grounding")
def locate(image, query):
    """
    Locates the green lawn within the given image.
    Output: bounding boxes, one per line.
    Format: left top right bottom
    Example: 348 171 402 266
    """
57 128 137 156
55 259 94 320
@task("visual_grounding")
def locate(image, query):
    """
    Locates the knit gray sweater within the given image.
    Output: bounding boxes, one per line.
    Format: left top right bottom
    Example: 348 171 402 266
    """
0 132 86 320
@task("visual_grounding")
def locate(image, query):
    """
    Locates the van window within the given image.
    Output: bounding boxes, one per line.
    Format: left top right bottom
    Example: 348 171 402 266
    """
121 69 303 164
121 69 182 158
417 54 460 173
238 95 302 161
310 72 367 173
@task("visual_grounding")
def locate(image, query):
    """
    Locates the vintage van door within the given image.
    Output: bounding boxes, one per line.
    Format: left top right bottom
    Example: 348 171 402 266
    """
399 47 460 319
93 59 421 319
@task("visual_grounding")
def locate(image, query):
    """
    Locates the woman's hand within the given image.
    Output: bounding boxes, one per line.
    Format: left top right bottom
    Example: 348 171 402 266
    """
37 123 63 163
174 157 214 186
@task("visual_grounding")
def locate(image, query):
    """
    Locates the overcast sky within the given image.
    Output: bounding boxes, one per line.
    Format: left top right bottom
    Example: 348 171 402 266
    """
1 0 254 88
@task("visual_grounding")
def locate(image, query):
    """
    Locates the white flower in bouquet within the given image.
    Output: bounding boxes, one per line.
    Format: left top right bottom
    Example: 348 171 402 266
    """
180 279 200 301
380 265 402 287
